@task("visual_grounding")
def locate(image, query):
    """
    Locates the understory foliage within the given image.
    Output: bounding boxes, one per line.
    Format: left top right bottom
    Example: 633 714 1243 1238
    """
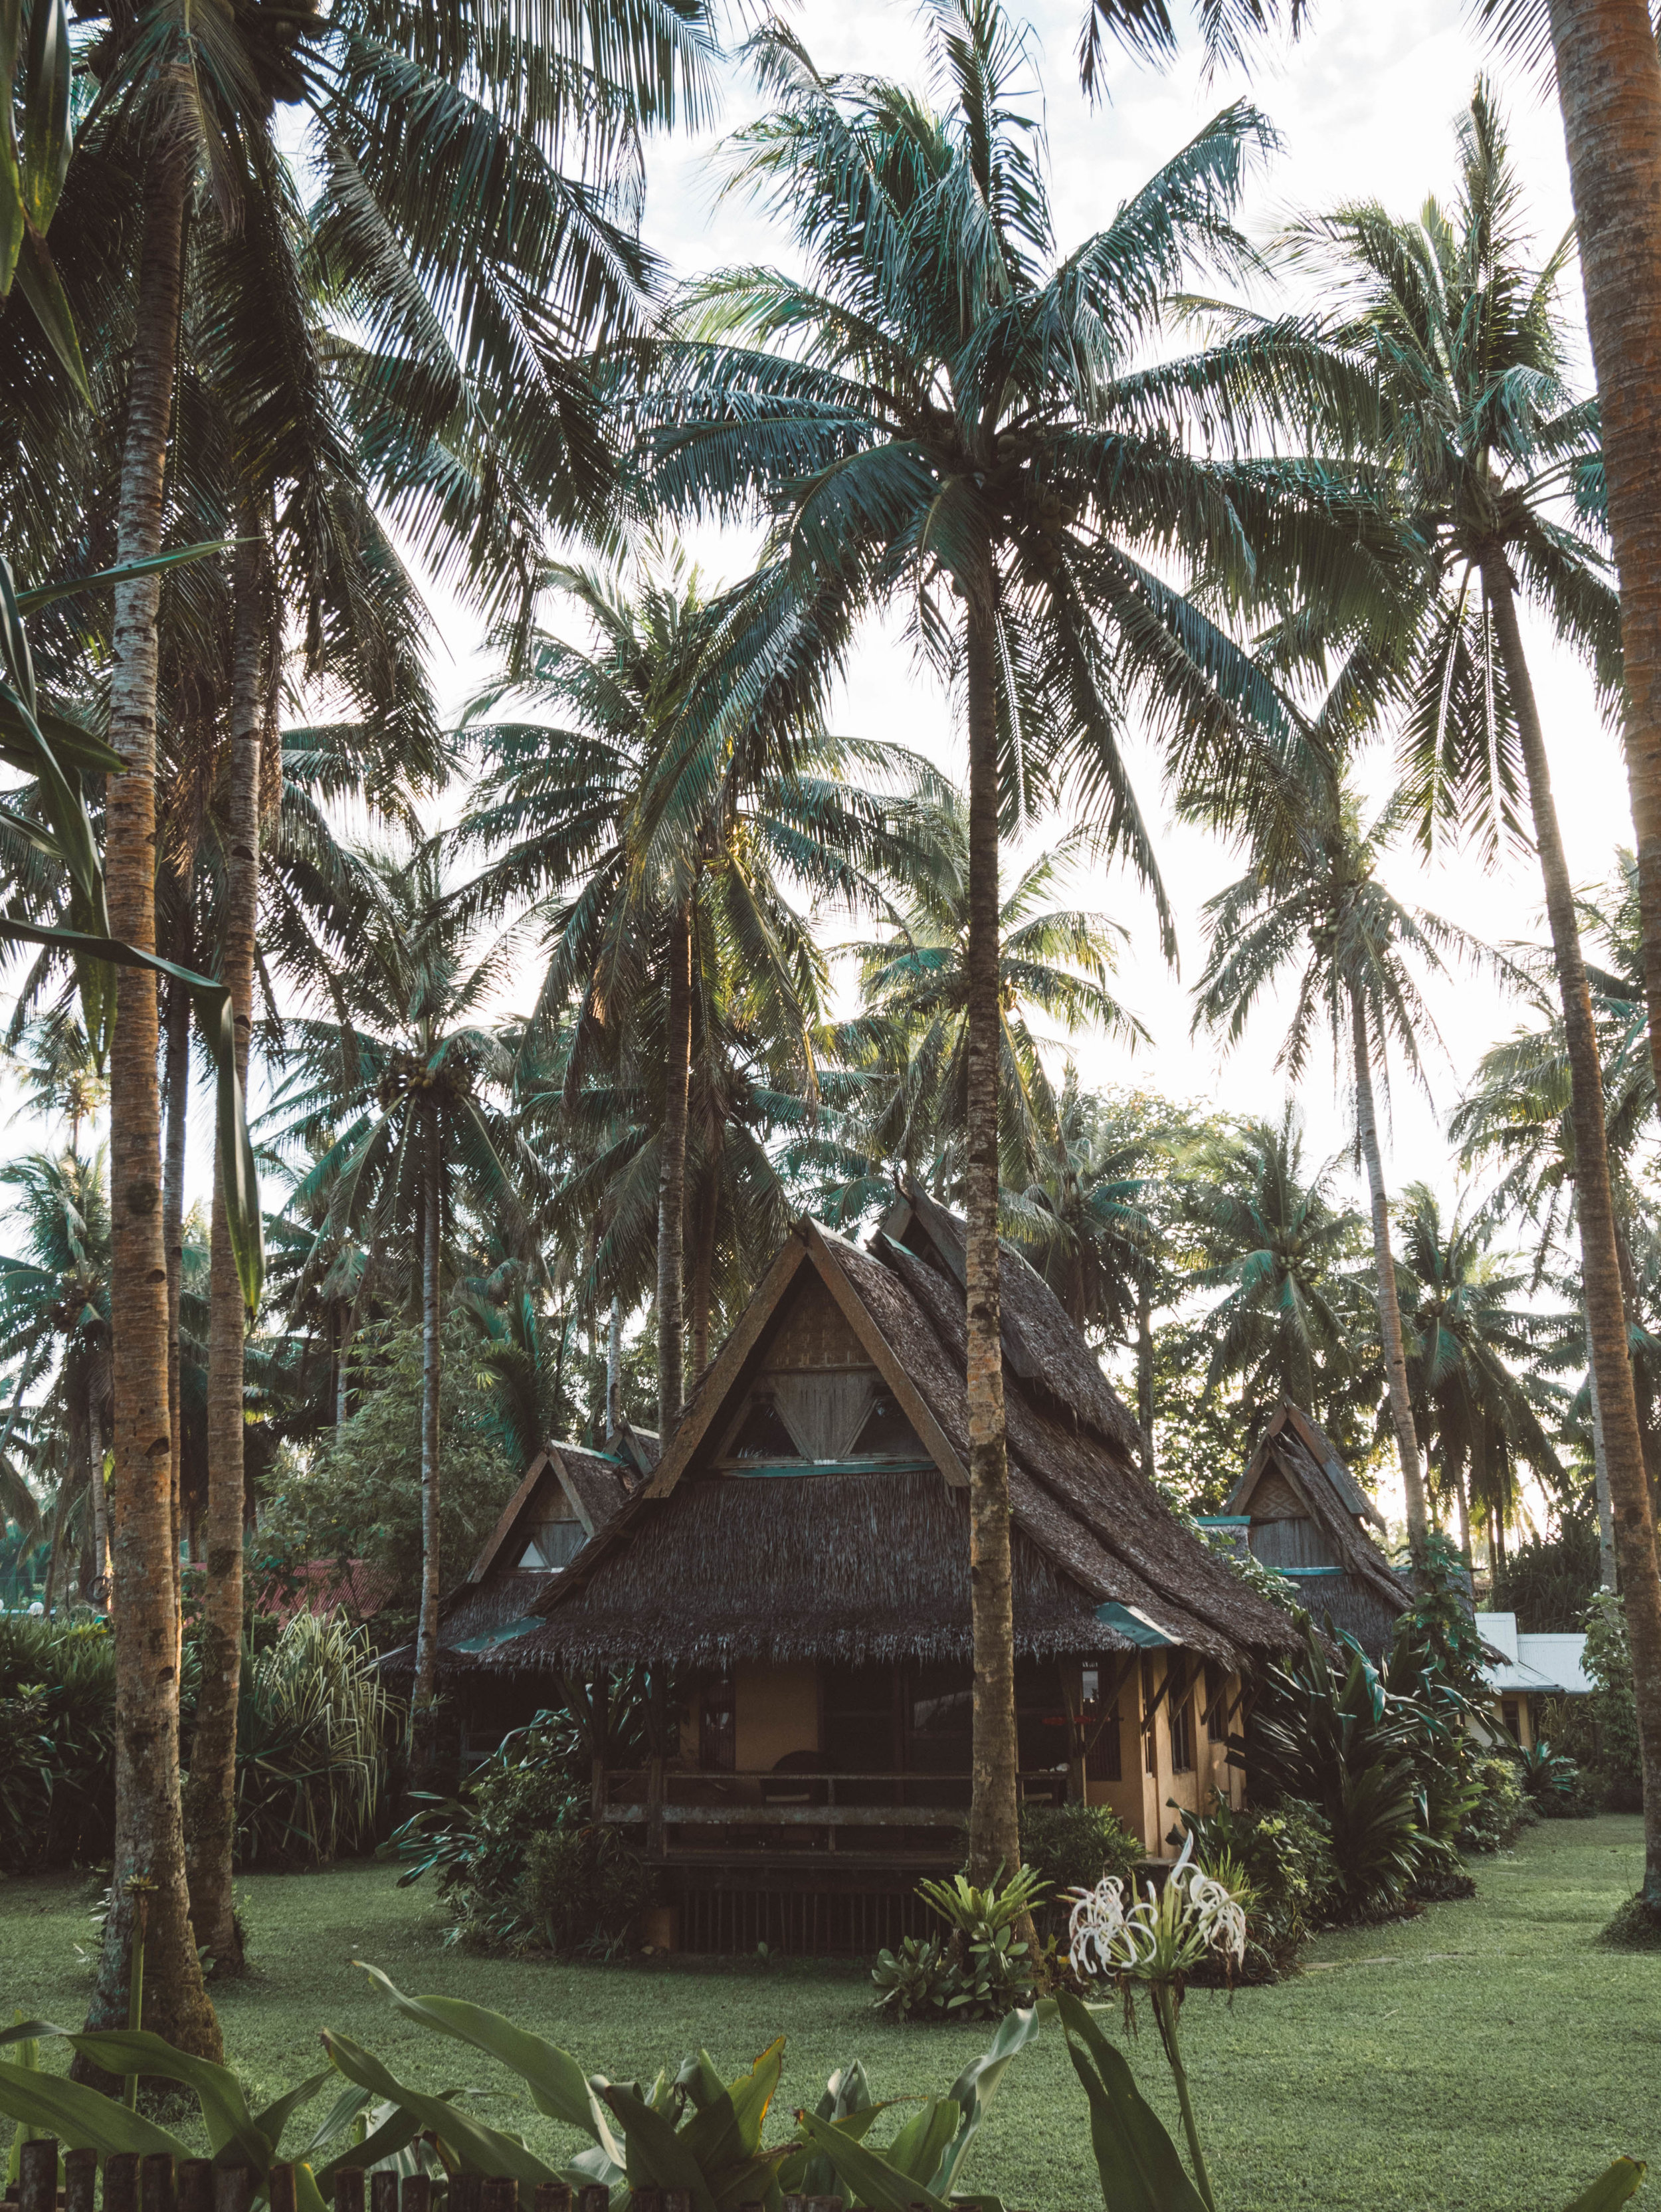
871 1865 1052 2021
0 1613 115 1872
1557 1591 1644 1812
0 1608 395 1872
1177 1797 1338 1973
387 1689 658 1955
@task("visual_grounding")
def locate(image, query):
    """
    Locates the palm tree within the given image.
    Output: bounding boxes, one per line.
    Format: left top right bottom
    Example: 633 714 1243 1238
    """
1013 1081 1181 1478
642 0 1367 1881
1293 84 1661 1915
1181 1105 1372 1453
834 799 1146 1200
0 1151 112 1609
1394 1183 1567 1570
457 552 909 1435
264 844 539 1783
1191 772 1481 1550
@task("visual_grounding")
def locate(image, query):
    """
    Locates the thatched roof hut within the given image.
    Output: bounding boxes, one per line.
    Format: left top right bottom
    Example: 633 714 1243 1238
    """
1219 1403 1415 1656
501 1195 1298 1676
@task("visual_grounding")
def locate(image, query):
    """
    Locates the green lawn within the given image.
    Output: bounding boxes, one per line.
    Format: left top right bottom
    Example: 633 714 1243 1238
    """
3 1817 1655 2212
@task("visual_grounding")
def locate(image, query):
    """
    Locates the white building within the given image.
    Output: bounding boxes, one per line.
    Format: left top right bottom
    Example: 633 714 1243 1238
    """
1474 1610 1593 1751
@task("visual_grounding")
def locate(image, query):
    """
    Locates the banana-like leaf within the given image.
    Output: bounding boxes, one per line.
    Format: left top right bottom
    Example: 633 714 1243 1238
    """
884 2099 959 2189
249 2070 339 2164
320 2032 562 2188
1561 2161 1647 2212
933 2001 1042 2198
792 2110 951 2212
775 2103 888 2200
601 2087 716 2212
0 919 262 1314
12 227 86 403
1054 1991 1209 2212
353 1963 625 2172
20 0 70 229
0 2061 195 2161
311 2102 419 2189
50 2033 268 2169
676 2039 783 2173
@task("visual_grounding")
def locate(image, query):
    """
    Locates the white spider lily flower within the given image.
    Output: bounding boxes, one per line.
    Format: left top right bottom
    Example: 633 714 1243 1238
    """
1066 1829 1248 1985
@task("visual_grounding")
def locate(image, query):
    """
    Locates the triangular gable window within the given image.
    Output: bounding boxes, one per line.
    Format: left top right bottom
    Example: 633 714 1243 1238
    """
851 1395 926 1459
728 1395 803 1460
517 1520 586 1571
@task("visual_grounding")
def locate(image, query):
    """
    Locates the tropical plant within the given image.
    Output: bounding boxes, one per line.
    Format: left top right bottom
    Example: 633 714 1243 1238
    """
1191 769 1481 1548
1065 1841 1249 2211
456 550 910 1432
641 0 1377 1884
264 845 541 1781
1517 1740 1590 1814
1175 1795 1338 1971
872 1865 1052 2022
231 1611 396 1870
1292 81 1661 1922
834 801 1145 1201
1393 1185 1567 1568
1179 1104 1372 1450
0 1613 116 1872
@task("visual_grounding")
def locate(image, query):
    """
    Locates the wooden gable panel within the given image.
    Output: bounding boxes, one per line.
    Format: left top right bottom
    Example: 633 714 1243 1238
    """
1247 1468 1307 1522
763 1273 874 1373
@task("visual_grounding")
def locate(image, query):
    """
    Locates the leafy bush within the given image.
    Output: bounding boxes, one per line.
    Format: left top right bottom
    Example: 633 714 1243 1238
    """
1578 1590 1643 1810
232 1610 397 1867
1018 1801 1142 1933
1457 1756 1533 1854
1247 1628 1450 1920
1519 1738 1597 1817
1176 1795 1337 1971
385 1682 662 1953
872 1864 1050 2021
0 1613 115 1872
1493 1511 1601 1631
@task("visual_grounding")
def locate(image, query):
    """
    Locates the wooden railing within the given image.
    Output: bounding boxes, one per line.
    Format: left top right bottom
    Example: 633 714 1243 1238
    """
597 1767 1068 1856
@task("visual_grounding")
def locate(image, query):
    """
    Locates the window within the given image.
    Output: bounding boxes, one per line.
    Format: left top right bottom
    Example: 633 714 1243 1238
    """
1169 1684 1195 1775
1501 1698 1521 1742
516 1520 585 1571
700 1676 735 1771
851 1395 926 1458
728 1395 801 1460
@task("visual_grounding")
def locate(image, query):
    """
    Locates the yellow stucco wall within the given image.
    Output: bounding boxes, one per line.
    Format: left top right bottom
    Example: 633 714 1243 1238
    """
734 1660 819 1770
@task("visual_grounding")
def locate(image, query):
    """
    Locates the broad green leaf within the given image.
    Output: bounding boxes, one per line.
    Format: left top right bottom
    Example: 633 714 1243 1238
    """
602 2086 716 2212
0 2062 194 2160
31 707 128 777
793 2110 951 2212
320 2032 560 2187
776 2101 888 2199
933 2001 1042 2197
20 0 70 227
0 799 60 856
249 2069 339 2163
1054 1991 1209 2212
312 2103 419 2189
62 2033 266 2169
677 2039 783 2171
353 1963 623 2169
885 2098 959 2188
1561 2160 1647 2212
13 227 86 403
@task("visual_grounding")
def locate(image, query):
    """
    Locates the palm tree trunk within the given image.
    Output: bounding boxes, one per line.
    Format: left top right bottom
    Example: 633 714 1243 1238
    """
88 1380 108 1602
1486 552 1661 1912
161 961 189 1641
690 1144 721 1380
1350 993 1430 1550
181 520 264 1976
1135 1276 1155 1482
962 589 1021 1888
409 1111 444 1789
1456 1462 1472 1568
1586 1281 1620 1590
80 132 221 2064
656 899 692 1438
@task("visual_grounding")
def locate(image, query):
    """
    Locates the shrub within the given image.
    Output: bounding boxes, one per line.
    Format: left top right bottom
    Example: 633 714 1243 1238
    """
512 1823 656 1957
1177 1795 1337 1971
1457 1756 1533 1854
1018 1802 1141 1934
1577 1590 1643 1810
1519 1738 1597 1818
0 1613 116 1872
872 1864 1050 2021
231 1609 397 1867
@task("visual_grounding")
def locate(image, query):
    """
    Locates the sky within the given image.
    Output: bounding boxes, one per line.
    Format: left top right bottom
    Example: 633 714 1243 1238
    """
405 0 1622 1219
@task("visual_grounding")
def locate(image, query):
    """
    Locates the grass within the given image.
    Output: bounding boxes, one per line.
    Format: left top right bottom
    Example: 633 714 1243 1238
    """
2 1816 1656 2212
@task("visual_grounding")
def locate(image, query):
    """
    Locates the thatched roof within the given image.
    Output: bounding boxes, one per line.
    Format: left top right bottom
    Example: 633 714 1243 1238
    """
500 1199 1299 1675
1224 1404 1415 1659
